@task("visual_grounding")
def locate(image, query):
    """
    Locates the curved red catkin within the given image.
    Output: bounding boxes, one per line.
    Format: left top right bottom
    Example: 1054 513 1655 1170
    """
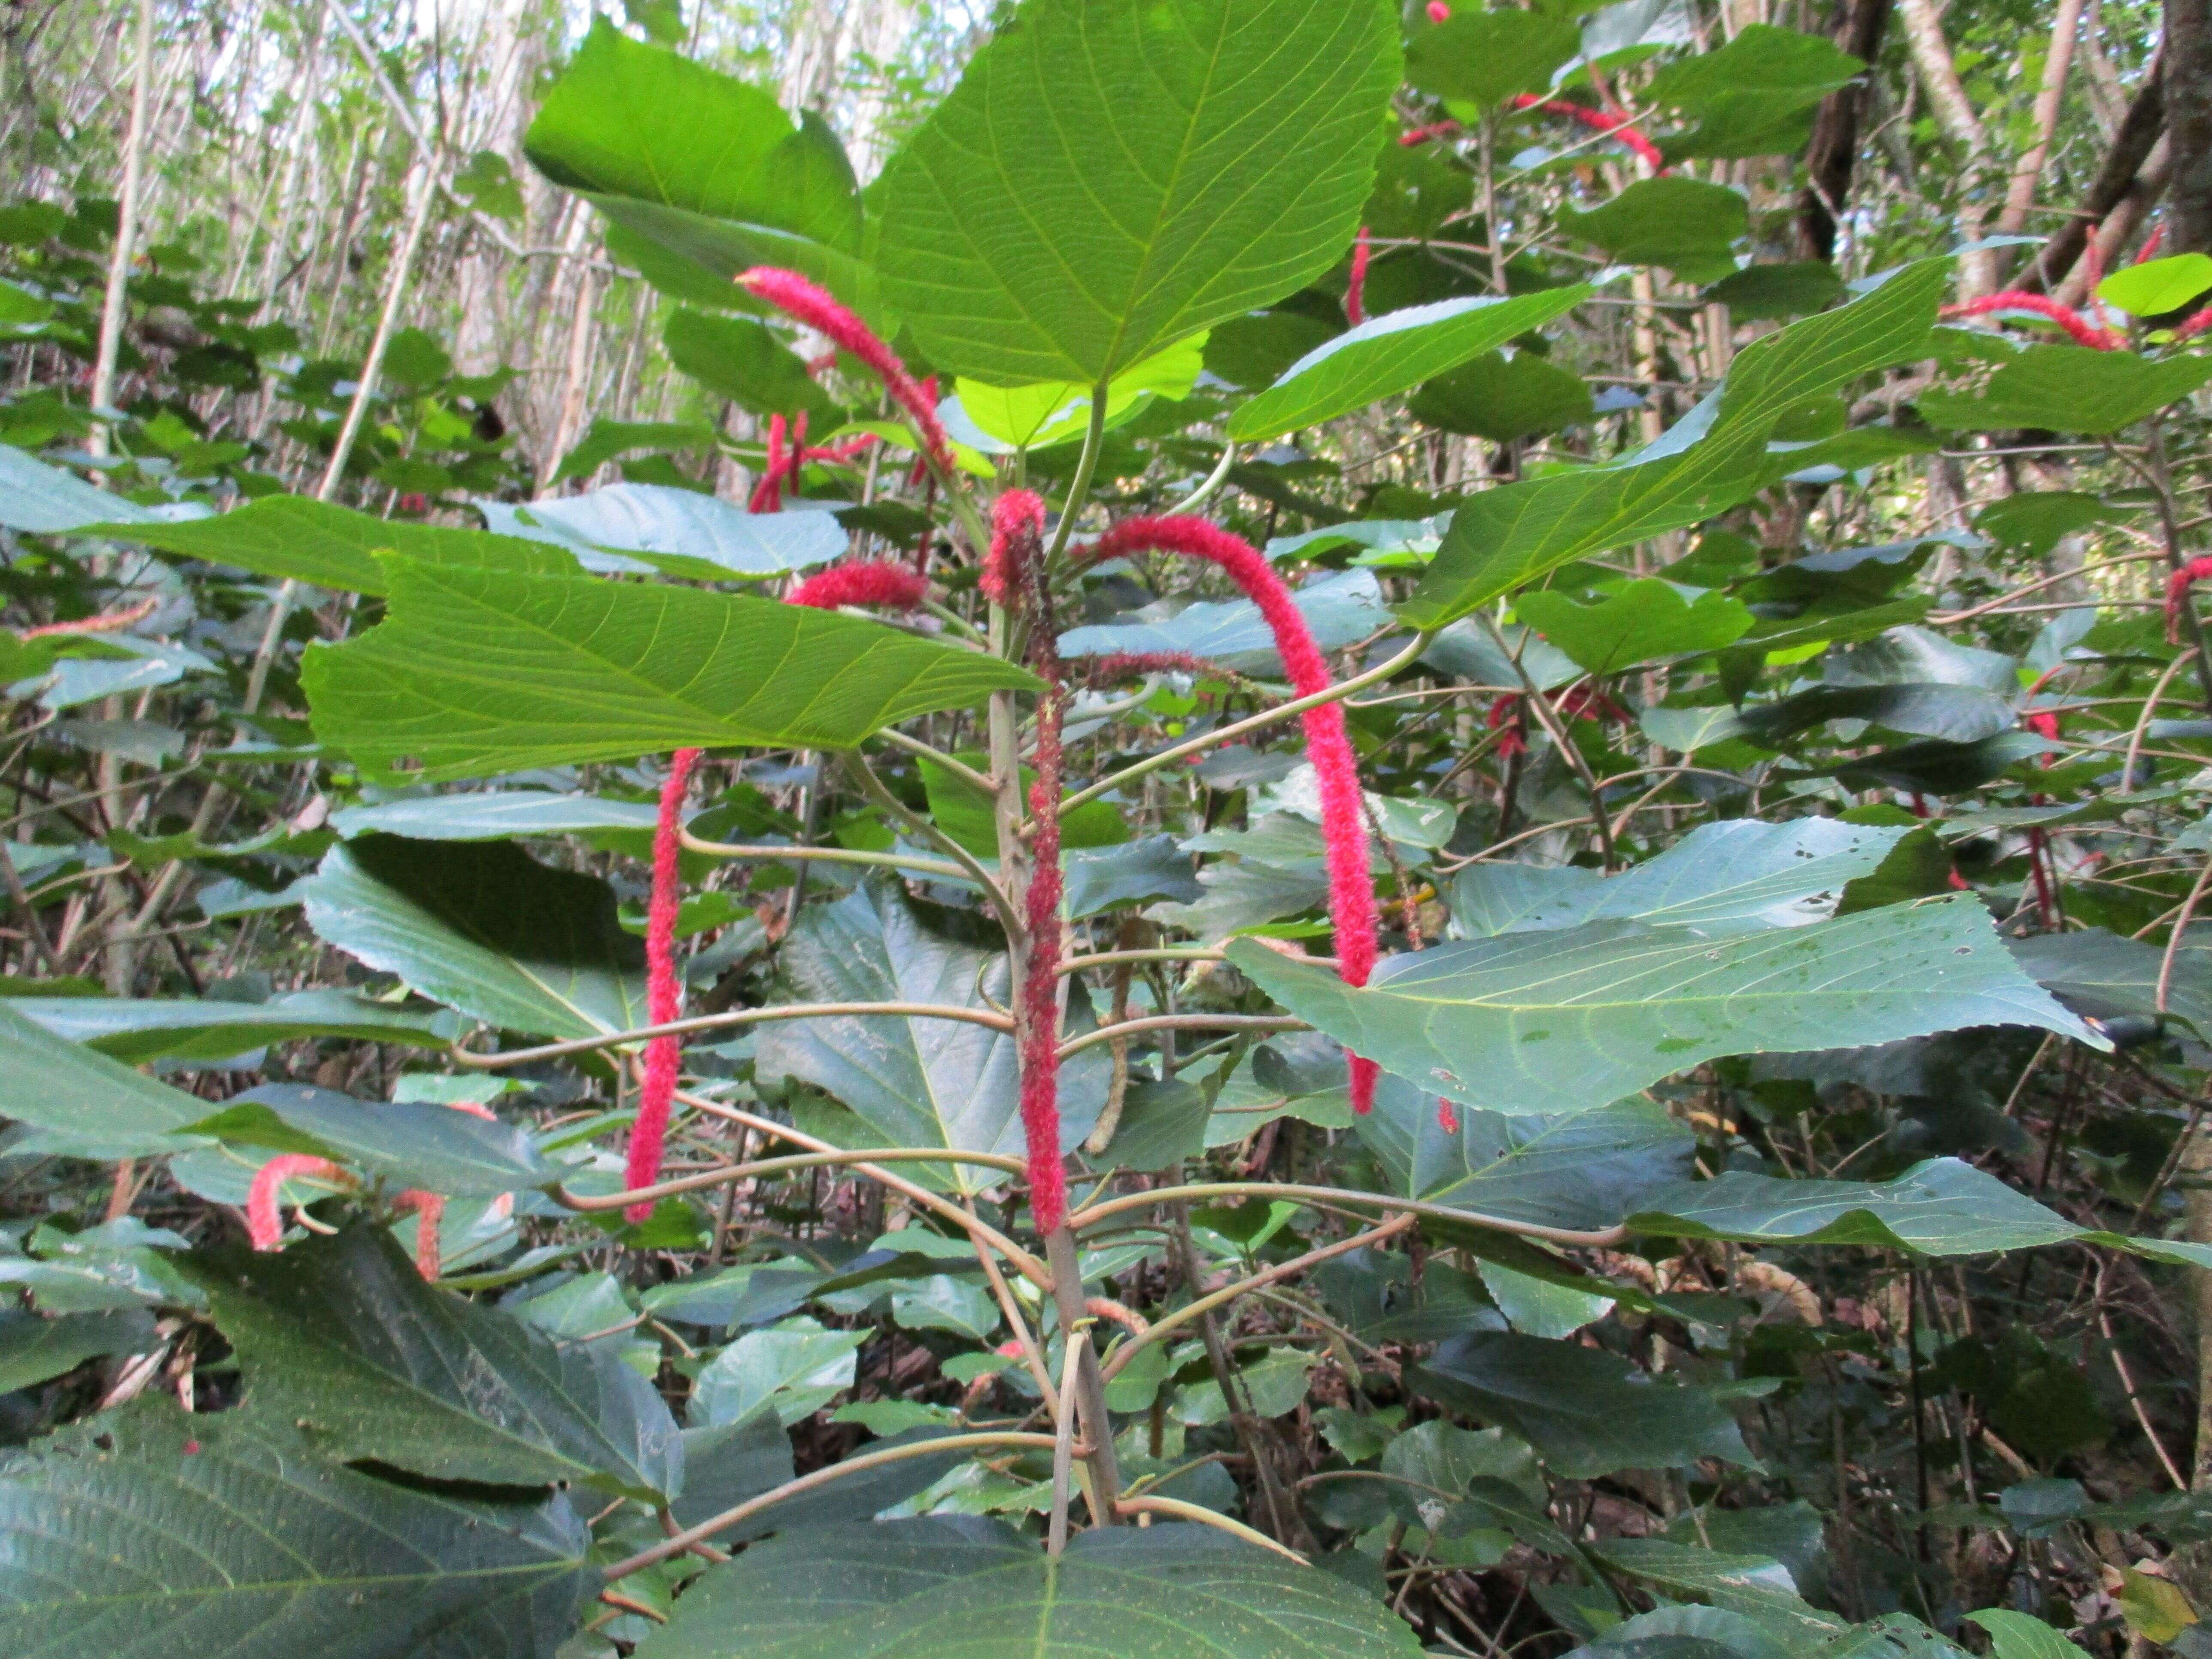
627 565 934 1215
983 487 1047 608
391 1190 447 1279
1436 1098 1461 1136
785 561 931 612
2139 223 2167 263
1399 120 1463 148
1427 0 1452 18
750 413 789 513
626 745 702 1222
1940 292 2123 350
2166 556 2212 643
1083 517 1382 1112
1510 94 1666 174
246 1155 346 1250
1346 228 1371 326
736 267 955 477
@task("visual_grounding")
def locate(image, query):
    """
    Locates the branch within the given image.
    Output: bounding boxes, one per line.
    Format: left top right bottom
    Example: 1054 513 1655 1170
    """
450 1000 1015 1070
557 1145 1028 1213
1056 1013 1307 1063
678 829 972 885
1070 1180 1631 1249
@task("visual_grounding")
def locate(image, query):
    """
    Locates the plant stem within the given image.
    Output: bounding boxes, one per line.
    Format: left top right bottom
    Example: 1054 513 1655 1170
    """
450 1000 1015 1070
1070 1180 1629 1249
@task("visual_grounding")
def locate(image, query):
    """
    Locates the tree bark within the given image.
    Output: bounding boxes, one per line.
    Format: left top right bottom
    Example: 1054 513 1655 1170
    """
2024 62 2166 288
1898 0 1999 296
88 0 156 459
1996 0 2086 236
2170 0 2212 251
1796 0 1897 261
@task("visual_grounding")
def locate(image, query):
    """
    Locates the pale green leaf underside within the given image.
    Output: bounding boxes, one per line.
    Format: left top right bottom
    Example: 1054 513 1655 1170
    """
877 0 1401 384
1231 893 2100 1116
635 1519 1425 1658
303 556 1037 781
0 1000 211 1160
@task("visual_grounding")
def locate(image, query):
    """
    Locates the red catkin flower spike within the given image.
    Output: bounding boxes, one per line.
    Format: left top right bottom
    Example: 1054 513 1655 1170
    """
392 1190 446 1280
1427 0 1452 19
1083 517 1382 1112
1436 1098 1461 1136
2174 307 2212 343
2166 556 2212 644
1346 228 1372 326
785 561 930 612
984 488 1047 608
1510 95 1666 174
626 745 702 1222
1398 120 1463 148
1019 757 1070 1234
750 414 787 513
1939 292 2123 350
246 1155 346 1250
2139 223 2167 263
736 267 955 478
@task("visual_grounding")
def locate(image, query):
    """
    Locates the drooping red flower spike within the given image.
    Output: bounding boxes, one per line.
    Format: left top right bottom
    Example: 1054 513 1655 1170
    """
1939 292 2123 350
1346 228 1372 326
1399 120 1463 149
391 1190 446 1279
1083 517 1382 1113
2166 556 2212 644
1427 1 1452 19
736 267 955 477
1510 94 1666 174
1083 649 1246 688
2175 307 2212 342
785 561 931 612
984 488 1048 608
246 1155 346 1251
2139 223 2167 264
1436 1097 1461 1135
626 744 702 1223
749 413 790 513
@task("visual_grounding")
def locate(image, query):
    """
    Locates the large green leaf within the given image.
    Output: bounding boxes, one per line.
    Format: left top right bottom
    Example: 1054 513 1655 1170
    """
6 989 460 1064
1227 288 1589 441
303 556 1036 781
755 880 1111 1185
1917 344 2212 434
1404 258 1949 626
329 790 659 843
1359 1080 1697 1231
187 1082 560 1199
2007 926 2212 1042
206 1222 680 1500
1410 350 1595 442
1413 1331 1754 1478
0 999 211 1159
1648 24 1866 159
0 443 160 532
302 836 646 1041
875 0 1401 385
1231 893 2099 1116
1557 179 1748 284
633 1519 1425 1658
88 497 578 595
1405 9 1580 109
477 483 846 579
1515 578 1753 673
0 1307 154 1392
525 17 859 258
0 1398 595 1657
664 308 843 424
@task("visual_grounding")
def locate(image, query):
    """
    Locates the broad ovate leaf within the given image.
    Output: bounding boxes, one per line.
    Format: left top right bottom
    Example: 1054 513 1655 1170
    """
303 556 1036 780
1231 893 2100 1116
876 0 1401 385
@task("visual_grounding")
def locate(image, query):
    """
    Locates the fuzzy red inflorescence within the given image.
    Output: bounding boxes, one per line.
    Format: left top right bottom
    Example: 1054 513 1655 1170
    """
736 267 955 477
1083 649 1240 687
983 488 1047 608
626 745 703 1223
2139 223 2167 264
1436 1098 1461 1135
1399 120 1463 148
2166 556 2212 644
1510 94 1665 174
1346 228 1372 326
1940 292 2124 350
786 561 931 612
1427 0 1452 18
246 1155 346 1251
1083 517 1382 1112
392 1190 447 1279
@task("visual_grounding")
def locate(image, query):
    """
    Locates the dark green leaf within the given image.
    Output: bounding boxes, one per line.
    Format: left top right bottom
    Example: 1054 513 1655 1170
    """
2006 927 2212 1043
1410 350 1595 441
1649 25 1864 159
876 0 1401 385
1703 262 1847 322
302 836 646 1041
1413 1331 1754 1477
633 1519 1425 1658
1405 10 1581 109
6 989 459 1064
0 1308 154 1392
187 1082 559 1199
664 309 843 423
1557 179 1748 284
1918 345 2212 434
1405 259 1949 626
205 1222 680 1499
1515 578 1753 672
304 556 1037 780
0 1398 595 1657
1228 289 1588 442
0 1000 211 1159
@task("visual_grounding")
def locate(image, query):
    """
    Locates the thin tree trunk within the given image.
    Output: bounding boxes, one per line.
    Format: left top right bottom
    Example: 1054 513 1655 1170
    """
2026 63 2167 288
1898 0 1999 297
2170 0 2212 251
2055 137 2175 304
88 0 156 459
1796 0 1896 262
1996 0 2086 237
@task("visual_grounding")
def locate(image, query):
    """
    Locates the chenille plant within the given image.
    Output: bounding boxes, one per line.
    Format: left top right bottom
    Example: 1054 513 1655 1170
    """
20 0 2212 1654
